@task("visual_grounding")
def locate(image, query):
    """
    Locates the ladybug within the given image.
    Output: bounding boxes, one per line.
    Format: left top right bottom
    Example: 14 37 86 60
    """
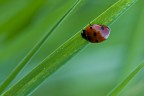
81 24 110 43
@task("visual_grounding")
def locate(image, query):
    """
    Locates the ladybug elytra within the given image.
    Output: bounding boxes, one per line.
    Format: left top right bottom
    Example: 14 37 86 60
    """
81 24 110 43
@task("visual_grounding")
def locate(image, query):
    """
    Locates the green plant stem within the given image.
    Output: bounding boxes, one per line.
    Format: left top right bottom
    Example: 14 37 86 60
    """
0 0 81 94
2 0 138 95
108 63 144 96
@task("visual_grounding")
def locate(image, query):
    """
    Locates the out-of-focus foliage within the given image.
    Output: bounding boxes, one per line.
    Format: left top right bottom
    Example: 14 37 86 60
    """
0 0 144 96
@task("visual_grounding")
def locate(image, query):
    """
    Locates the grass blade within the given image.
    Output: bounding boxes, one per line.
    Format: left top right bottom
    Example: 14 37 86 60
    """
0 0 81 94
2 0 138 95
108 63 144 96
91 0 138 25
0 0 47 40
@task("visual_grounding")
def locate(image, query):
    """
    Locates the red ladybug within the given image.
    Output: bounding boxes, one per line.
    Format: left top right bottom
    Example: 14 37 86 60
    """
81 24 110 43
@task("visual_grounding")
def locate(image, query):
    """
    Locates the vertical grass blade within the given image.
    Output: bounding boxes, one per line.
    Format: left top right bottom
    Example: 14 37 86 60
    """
108 63 144 96
0 0 81 94
1 0 138 96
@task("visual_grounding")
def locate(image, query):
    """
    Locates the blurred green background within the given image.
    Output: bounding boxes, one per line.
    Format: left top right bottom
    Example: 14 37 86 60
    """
0 0 144 96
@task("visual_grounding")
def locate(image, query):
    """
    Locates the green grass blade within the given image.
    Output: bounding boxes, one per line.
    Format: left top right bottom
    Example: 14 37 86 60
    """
108 63 144 96
0 0 81 94
2 0 138 95
121 2 144 77
0 0 47 40
91 0 138 25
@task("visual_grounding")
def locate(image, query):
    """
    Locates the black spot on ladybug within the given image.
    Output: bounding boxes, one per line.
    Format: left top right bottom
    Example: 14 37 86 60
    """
90 27 92 29
101 26 104 30
95 40 99 43
94 32 97 36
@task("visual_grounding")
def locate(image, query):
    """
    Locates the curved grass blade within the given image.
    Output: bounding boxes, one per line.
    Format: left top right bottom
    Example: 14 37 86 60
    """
0 0 81 94
2 0 138 95
108 63 144 96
